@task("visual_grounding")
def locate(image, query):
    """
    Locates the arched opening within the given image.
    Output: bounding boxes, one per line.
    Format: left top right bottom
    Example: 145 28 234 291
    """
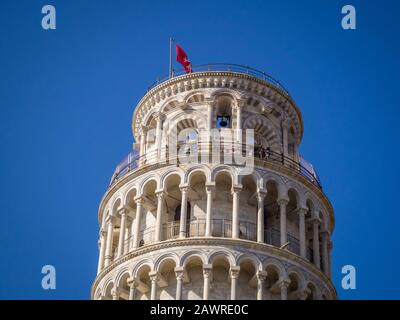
215 96 233 129
187 171 207 237
240 175 257 241
210 256 231 300
238 259 257 300
214 171 233 237
104 281 114 300
287 272 300 300
263 264 281 300
264 180 279 246
286 188 300 255
124 188 137 253
158 259 177 300
305 199 314 262
162 173 182 240
134 265 152 300
141 179 157 246
182 256 204 300
116 273 131 300
306 282 317 300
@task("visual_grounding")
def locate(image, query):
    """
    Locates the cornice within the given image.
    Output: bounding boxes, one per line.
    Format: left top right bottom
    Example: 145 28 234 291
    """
91 237 337 299
131 71 303 143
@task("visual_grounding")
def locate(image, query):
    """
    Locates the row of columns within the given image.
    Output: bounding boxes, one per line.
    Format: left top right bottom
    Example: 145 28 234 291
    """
116 267 292 301
98 188 330 276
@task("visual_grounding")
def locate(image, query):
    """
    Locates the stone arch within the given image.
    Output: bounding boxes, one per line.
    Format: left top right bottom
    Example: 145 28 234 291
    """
180 250 207 268
114 266 132 288
287 266 306 290
211 164 238 184
184 165 211 184
111 196 123 215
210 88 242 101
243 114 281 150
154 252 180 272
238 170 263 190
207 250 236 267
160 168 184 190
123 184 139 207
132 259 154 278
139 174 160 195
236 253 261 271
262 258 288 280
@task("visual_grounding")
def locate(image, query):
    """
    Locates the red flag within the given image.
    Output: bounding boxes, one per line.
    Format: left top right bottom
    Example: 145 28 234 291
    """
176 44 192 73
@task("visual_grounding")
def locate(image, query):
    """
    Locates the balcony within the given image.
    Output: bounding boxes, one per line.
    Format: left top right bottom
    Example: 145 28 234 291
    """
119 219 313 260
146 63 290 96
109 143 322 189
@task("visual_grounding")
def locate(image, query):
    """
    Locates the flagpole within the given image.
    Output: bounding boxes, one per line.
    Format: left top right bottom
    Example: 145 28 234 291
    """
169 37 174 79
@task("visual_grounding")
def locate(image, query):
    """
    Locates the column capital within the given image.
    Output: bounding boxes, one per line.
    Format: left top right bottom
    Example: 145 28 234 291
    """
256 270 268 281
179 184 189 192
174 266 184 280
100 228 107 237
205 183 216 193
257 191 267 202
155 189 166 199
309 216 321 224
154 113 165 123
203 264 213 277
139 125 149 135
111 287 120 300
277 278 291 289
230 266 240 279
134 195 144 205
118 207 128 216
106 215 116 224
231 185 242 194
297 207 308 216
149 271 158 282
277 197 289 206
127 277 137 288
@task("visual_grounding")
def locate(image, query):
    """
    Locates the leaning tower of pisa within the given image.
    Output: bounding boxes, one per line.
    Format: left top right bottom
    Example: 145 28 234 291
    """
91 64 336 300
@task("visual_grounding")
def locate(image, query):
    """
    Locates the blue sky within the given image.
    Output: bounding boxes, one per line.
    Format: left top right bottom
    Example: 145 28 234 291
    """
0 0 399 299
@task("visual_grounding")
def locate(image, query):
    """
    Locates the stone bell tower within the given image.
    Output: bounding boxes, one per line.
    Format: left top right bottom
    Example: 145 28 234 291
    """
91 64 336 300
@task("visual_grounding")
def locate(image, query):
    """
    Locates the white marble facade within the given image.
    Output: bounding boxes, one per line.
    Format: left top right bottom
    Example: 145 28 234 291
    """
91 69 336 300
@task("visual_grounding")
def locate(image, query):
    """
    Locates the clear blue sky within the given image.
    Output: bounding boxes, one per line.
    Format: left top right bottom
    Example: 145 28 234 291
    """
0 0 399 299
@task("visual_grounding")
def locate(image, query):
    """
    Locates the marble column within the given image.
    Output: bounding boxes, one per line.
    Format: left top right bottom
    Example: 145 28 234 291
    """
175 267 184 300
235 103 242 142
104 215 115 267
149 271 158 300
117 208 127 258
127 277 136 300
203 265 212 300
256 271 267 300
321 231 330 275
155 114 163 158
205 185 214 237
97 228 107 274
298 208 308 259
230 266 240 300
312 216 321 269
278 198 289 246
231 186 242 239
155 191 164 242
111 287 120 300
179 186 188 238
132 197 143 248
278 279 290 300
257 192 266 243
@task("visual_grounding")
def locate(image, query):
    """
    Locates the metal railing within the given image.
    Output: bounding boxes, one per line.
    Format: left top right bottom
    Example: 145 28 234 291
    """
109 141 322 189
120 221 310 258
147 63 290 96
